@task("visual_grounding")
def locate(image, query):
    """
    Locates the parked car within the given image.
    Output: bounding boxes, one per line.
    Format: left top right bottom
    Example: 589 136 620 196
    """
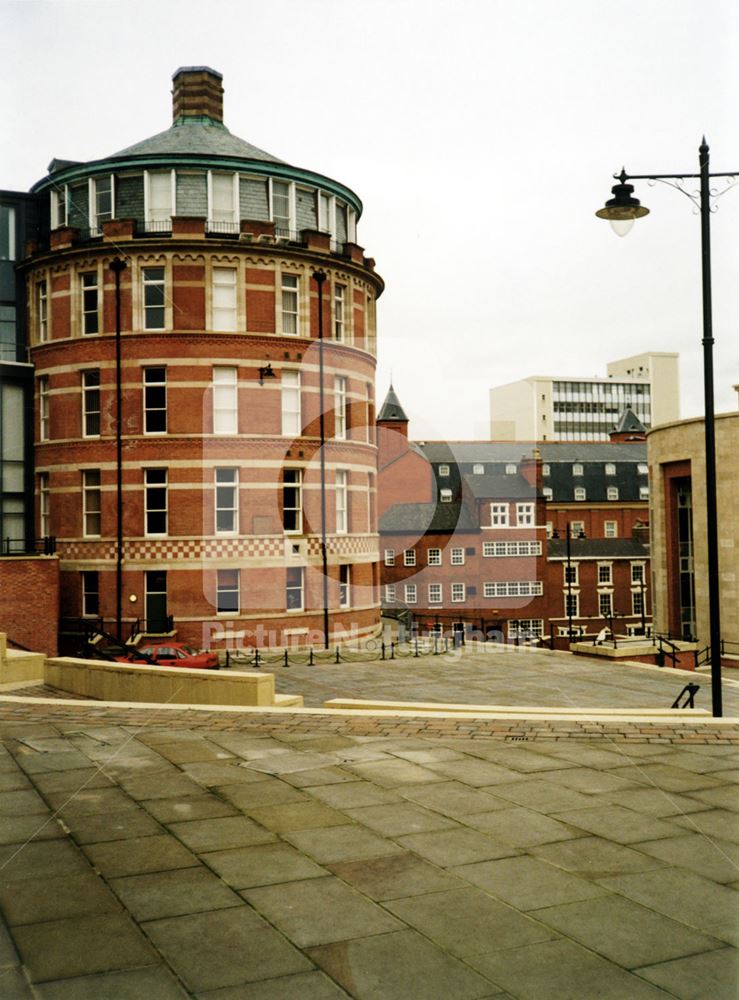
126 642 220 670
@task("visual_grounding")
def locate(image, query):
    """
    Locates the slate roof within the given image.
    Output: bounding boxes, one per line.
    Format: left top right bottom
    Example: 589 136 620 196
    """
463 473 537 500
420 441 647 464
547 538 649 560
613 407 647 434
109 120 285 164
380 502 477 534
377 385 409 422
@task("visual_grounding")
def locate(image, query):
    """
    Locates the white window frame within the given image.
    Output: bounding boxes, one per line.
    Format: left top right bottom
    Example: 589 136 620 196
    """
215 468 238 535
438 464 450 477
39 376 49 441
473 463 484 475
427 548 442 566
638 463 649 475
144 169 175 225
564 592 579 618
216 568 240 615
208 171 239 230
81 271 100 336
631 562 645 584
570 520 585 536
213 366 238 434
428 583 442 604
144 468 167 537
50 186 68 229
82 469 101 538
339 564 350 608
639 485 650 500
605 463 617 476
270 178 294 233
542 463 551 477
597 562 613 585
403 549 416 567
89 174 114 234
451 547 464 566
543 487 553 500
82 369 100 438
574 487 586 501
37 281 48 343
280 272 300 335
505 463 516 474
510 619 544 640
281 370 301 437
404 583 417 605
142 266 166 331
440 488 453 503
384 584 396 603
283 469 302 534
318 191 335 235
482 540 542 557
599 592 613 618
490 503 509 527
604 520 618 538
632 589 645 617
335 469 348 534
334 375 347 439
516 503 535 526
334 283 346 342
451 582 466 603
212 266 238 332
384 548 395 567
143 367 167 434
39 473 50 537
607 486 619 501
287 566 304 611
572 463 584 477
564 562 579 585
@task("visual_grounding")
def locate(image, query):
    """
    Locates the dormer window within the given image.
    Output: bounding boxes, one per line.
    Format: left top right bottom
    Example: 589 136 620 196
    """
145 170 175 227
208 171 238 231
572 463 584 476
473 464 484 475
270 179 294 235
89 175 114 234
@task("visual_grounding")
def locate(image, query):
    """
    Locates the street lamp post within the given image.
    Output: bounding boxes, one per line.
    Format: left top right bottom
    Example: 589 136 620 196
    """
552 523 584 644
110 257 127 642
312 270 330 650
596 138 730 717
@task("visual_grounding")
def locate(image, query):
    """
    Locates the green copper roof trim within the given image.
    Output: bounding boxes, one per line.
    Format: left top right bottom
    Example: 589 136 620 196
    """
172 115 227 128
31 156 363 215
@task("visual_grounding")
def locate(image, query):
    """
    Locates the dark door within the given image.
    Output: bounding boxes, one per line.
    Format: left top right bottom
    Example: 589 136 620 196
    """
145 570 168 633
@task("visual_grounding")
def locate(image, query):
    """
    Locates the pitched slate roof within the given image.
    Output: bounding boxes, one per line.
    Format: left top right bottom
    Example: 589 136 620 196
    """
547 538 649 560
613 407 647 434
463 473 537 500
419 441 646 463
377 385 409 422
109 120 285 163
380 502 477 534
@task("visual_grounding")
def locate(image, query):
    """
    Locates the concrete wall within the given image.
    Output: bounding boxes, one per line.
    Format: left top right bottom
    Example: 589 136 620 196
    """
44 656 303 707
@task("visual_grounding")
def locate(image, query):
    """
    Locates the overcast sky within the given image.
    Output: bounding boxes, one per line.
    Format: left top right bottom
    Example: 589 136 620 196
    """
4 0 738 438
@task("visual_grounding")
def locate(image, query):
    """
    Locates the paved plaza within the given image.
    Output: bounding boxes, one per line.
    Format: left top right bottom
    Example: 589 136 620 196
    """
0 648 736 998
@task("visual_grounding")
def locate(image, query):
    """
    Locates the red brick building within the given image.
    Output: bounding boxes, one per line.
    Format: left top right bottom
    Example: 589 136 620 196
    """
377 388 651 643
23 68 384 651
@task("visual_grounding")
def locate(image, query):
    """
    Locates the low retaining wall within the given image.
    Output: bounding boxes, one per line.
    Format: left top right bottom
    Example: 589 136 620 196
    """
44 657 303 707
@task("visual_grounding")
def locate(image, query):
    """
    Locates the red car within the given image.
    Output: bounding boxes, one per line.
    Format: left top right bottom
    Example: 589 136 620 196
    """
129 642 220 670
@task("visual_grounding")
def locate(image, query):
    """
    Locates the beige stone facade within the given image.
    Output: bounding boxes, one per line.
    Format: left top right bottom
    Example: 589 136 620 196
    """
648 411 738 646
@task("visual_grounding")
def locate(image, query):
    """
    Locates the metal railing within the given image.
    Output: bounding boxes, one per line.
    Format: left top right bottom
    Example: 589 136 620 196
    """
1 536 56 556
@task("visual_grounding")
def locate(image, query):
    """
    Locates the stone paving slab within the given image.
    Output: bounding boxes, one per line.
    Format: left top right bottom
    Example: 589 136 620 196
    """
467 937 675 999
0 709 736 998
635 946 739 1000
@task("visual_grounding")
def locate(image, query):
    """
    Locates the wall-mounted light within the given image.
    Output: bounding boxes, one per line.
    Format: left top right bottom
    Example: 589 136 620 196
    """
258 364 276 386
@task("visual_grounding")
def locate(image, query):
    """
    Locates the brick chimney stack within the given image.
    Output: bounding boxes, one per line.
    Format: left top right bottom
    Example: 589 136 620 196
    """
172 67 224 124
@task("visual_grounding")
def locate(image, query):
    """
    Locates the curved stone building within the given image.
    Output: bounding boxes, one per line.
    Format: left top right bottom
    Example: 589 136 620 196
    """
25 67 383 650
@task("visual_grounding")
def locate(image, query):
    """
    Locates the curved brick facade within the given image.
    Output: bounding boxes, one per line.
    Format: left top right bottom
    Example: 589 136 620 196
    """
25 69 383 650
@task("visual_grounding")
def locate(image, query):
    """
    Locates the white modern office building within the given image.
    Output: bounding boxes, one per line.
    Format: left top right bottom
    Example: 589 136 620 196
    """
489 352 679 442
